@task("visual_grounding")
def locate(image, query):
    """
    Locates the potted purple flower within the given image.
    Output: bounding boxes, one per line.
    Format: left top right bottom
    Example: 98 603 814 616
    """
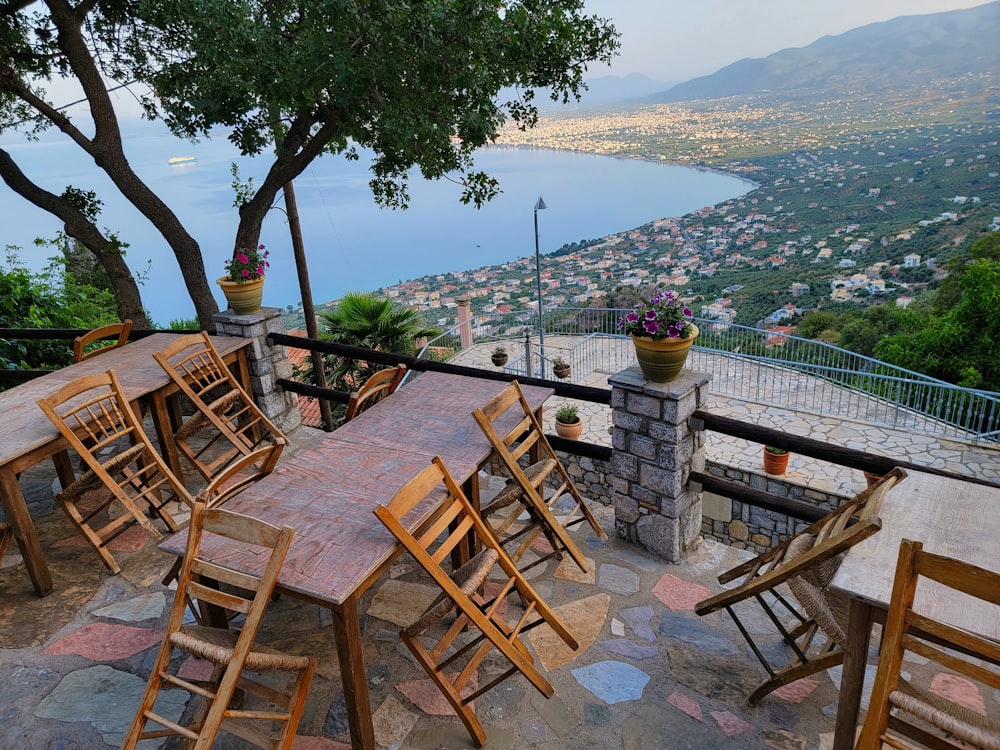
618 290 699 382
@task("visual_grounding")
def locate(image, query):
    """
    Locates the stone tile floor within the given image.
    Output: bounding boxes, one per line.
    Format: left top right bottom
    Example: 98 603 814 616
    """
4 449 998 750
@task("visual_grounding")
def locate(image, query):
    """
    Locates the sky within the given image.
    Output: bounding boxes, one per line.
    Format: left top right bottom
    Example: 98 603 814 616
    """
583 0 998 84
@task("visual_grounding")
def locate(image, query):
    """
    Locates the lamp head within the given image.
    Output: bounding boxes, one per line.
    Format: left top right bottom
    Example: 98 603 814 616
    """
534 196 547 211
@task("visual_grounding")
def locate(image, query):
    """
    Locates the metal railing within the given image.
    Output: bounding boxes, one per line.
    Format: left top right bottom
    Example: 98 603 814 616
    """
415 309 1000 443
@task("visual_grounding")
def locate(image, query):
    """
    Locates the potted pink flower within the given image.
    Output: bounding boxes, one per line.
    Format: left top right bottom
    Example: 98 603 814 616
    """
217 244 270 315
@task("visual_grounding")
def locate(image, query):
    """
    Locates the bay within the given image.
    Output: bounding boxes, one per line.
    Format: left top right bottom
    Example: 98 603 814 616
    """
0 118 751 325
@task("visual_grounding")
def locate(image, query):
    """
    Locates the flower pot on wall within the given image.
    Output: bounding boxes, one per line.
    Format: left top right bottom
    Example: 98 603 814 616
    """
763 446 789 475
552 364 571 379
217 276 265 315
631 324 699 383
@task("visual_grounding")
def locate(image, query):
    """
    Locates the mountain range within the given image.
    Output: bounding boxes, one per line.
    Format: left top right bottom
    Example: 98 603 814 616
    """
644 1 999 103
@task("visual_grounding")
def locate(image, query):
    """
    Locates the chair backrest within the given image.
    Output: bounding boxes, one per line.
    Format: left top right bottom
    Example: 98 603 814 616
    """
857 538 1000 750
35 369 192 571
73 320 133 362
195 446 280 508
36 369 192 515
153 332 286 478
704 467 908 613
344 365 407 421
169 504 295 655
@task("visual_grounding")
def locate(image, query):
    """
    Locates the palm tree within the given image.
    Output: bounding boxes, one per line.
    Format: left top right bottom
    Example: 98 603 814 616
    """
308 292 439 393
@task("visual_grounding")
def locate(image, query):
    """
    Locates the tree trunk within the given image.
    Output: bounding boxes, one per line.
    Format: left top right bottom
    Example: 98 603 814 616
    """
0 148 150 327
30 0 220 330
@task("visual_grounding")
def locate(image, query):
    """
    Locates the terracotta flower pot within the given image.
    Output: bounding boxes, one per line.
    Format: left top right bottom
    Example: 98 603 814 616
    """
217 275 265 315
491 353 508 367
555 418 583 440
631 324 698 383
763 447 789 475
553 364 571 380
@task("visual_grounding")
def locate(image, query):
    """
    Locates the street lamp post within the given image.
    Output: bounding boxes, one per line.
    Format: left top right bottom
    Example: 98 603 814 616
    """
533 196 547 378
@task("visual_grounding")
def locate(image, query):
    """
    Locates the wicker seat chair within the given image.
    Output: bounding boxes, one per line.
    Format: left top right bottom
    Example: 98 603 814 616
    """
344 364 407 421
122 505 315 750
374 456 579 748
695 467 907 705
35 370 191 574
153 332 285 484
855 538 1000 750
73 320 132 362
471 380 606 574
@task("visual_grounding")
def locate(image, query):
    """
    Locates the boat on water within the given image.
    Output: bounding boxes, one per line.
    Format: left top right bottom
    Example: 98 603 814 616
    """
168 156 196 165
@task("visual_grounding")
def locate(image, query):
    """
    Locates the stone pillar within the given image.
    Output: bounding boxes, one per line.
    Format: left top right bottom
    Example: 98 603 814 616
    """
456 298 473 349
609 365 711 562
212 307 301 434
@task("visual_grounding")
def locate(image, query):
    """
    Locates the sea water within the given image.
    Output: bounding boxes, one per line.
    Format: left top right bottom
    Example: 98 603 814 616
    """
1 118 751 324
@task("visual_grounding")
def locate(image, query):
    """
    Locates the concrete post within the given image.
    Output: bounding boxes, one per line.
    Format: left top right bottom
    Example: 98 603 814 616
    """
609 365 711 562
212 307 301 434
456 299 473 349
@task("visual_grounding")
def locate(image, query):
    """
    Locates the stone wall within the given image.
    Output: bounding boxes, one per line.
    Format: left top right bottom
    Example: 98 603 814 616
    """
698 459 848 553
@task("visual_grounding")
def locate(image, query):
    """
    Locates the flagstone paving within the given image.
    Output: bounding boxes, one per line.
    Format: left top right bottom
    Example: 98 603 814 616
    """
3 386 1000 748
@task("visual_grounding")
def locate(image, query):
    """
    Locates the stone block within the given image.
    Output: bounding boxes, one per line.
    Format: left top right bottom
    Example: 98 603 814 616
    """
658 489 696 519
659 434 694 471
611 452 639 482
609 387 627 408
647 422 679 443
626 392 661 418
614 493 641 524
612 410 643 434
701 491 732 523
611 476 630 495
628 433 657 461
729 519 749 541
638 463 684 498
629 483 660 509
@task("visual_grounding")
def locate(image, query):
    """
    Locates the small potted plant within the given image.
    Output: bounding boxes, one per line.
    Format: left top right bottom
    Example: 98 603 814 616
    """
763 445 789 475
491 346 508 367
217 244 270 315
554 403 583 439
552 357 571 379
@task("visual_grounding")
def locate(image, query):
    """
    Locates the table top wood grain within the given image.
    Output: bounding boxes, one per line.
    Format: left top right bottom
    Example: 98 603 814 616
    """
0 333 249 471
830 469 1000 640
161 372 553 607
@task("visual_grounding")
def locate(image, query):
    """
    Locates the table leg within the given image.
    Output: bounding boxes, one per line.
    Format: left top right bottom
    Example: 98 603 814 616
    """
149 390 185 482
0 465 54 596
330 596 376 750
834 597 874 750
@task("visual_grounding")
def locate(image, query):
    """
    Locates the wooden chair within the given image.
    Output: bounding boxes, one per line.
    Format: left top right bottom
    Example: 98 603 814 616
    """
73 320 133 362
160 446 279 592
122 505 315 749
695 467 907 705
35 370 190 574
153 332 285 484
344 364 407 421
0 523 11 562
471 380 606 574
374 457 579 748
855 538 1000 750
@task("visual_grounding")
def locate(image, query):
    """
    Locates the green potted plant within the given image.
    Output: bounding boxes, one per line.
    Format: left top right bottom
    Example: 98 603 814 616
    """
217 244 270 315
554 403 583 439
763 445 789 475
552 356 571 379
491 346 508 367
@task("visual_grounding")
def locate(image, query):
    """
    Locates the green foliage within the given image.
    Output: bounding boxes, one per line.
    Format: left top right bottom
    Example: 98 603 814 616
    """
554 404 579 423
874 233 1000 390
309 292 440 392
162 317 199 331
0 247 118 369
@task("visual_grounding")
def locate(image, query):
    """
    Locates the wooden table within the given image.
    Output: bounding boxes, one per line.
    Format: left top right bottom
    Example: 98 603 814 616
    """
829 470 1000 750
161 372 553 750
0 333 250 596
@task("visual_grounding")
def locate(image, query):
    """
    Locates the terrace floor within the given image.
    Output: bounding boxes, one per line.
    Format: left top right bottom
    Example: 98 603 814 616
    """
3 358 999 749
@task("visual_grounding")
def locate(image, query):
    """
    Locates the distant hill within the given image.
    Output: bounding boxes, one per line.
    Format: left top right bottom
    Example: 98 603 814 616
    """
529 73 673 112
647 2 1000 103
